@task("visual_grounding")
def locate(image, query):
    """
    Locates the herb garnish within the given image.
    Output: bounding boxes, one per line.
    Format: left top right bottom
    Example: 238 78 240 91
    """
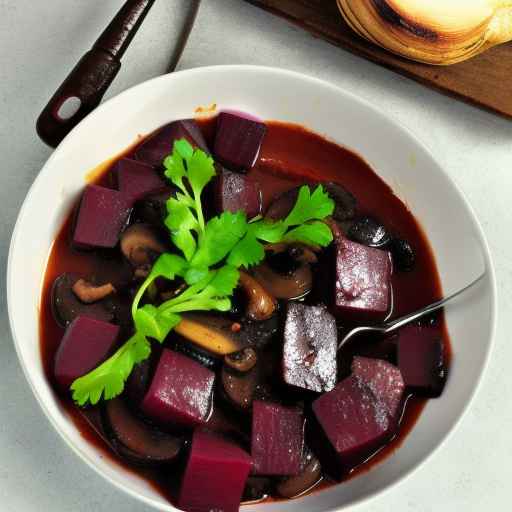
71 139 335 406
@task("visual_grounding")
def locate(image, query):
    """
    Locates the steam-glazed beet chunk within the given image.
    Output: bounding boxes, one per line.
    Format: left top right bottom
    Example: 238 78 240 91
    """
73 185 131 249
114 158 165 204
214 112 266 171
352 357 405 421
312 376 393 478
397 326 446 397
215 168 262 218
134 119 209 167
335 237 392 321
54 316 119 389
252 401 304 476
178 430 251 512
141 349 215 428
283 303 337 393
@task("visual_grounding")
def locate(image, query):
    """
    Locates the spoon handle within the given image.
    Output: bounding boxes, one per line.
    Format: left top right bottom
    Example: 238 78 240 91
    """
338 272 486 350
36 0 156 148
383 272 486 335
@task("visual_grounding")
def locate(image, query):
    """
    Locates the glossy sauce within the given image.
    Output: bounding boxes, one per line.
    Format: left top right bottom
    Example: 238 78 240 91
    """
40 118 451 506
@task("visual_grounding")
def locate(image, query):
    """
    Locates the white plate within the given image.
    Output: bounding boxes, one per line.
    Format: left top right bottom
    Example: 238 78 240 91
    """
7 65 496 512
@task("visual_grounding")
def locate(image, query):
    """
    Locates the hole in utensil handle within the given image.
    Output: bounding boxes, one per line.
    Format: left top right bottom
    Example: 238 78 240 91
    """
36 49 121 148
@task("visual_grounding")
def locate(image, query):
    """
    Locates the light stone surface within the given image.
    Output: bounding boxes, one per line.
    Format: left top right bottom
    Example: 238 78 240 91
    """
1 1 511 511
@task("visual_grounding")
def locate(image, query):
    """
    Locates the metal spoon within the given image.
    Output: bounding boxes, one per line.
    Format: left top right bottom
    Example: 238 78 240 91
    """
338 272 486 350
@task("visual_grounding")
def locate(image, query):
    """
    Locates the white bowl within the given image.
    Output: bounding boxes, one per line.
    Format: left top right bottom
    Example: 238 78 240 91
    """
7 66 496 511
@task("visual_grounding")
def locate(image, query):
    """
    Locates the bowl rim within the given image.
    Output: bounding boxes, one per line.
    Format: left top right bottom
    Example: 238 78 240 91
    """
7 64 498 512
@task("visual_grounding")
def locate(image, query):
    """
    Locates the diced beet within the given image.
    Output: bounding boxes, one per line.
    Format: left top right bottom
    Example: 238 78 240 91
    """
283 303 337 393
214 112 266 172
311 376 393 478
215 168 262 218
141 349 215 428
73 185 131 249
103 397 182 465
397 326 446 397
352 356 405 421
113 158 165 204
134 119 209 167
251 401 304 476
179 430 251 512
54 316 119 389
335 237 392 321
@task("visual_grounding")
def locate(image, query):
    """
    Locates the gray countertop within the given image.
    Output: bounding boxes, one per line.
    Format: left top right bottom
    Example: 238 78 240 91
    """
1 1 510 511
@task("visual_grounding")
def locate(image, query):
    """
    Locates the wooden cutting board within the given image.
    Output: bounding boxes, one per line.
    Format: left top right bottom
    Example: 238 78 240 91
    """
245 0 512 119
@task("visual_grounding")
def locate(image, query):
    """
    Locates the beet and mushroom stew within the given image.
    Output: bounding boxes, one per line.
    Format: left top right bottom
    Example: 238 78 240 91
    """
41 112 450 511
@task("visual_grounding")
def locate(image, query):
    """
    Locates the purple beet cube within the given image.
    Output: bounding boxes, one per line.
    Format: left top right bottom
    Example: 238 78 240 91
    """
114 158 165 204
312 376 393 477
141 349 215 428
283 303 337 393
214 112 266 172
251 401 304 476
179 430 252 512
134 119 209 167
352 357 405 421
335 237 392 321
54 316 119 389
215 168 262 218
73 185 131 249
397 326 446 397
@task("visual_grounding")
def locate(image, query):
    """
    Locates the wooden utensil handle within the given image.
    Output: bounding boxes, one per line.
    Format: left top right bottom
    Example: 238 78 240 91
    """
36 0 156 148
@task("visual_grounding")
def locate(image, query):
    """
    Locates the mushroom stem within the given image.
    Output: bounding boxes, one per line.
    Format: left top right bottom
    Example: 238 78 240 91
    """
72 279 116 304
174 316 243 355
238 271 277 321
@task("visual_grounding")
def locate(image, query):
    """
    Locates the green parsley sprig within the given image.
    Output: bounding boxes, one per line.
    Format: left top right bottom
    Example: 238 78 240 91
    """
71 139 335 406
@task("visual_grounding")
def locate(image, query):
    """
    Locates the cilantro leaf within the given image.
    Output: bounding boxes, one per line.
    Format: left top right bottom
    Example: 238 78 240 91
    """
284 185 335 226
283 220 334 246
187 149 216 196
227 231 265 268
134 304 181 342
191 211 248 268
251 220 287 242
71 333 151 406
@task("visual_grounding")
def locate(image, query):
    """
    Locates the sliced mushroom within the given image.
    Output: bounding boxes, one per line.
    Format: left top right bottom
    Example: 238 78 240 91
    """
221 365 259 410
276 450 322 498
72 278 116 303
252 263 312 300
173 336 222 370
102 397 182 466
133 187 177 226
174 314 245 356
120 223 166 269
224 347 257 373
242 477 272 504
265 187 301 221
52 273 113 327
238 271 276 321
323 182 357 221
265 243 318 276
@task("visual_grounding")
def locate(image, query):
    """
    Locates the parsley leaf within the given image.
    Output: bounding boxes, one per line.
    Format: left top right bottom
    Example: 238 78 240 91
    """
283 220 334 246
134 304 181 342
284 185 335 226
191 211 248 268
71 333 151 406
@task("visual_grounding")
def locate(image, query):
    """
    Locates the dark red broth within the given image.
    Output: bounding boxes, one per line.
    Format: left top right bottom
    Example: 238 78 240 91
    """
39 118 451 505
